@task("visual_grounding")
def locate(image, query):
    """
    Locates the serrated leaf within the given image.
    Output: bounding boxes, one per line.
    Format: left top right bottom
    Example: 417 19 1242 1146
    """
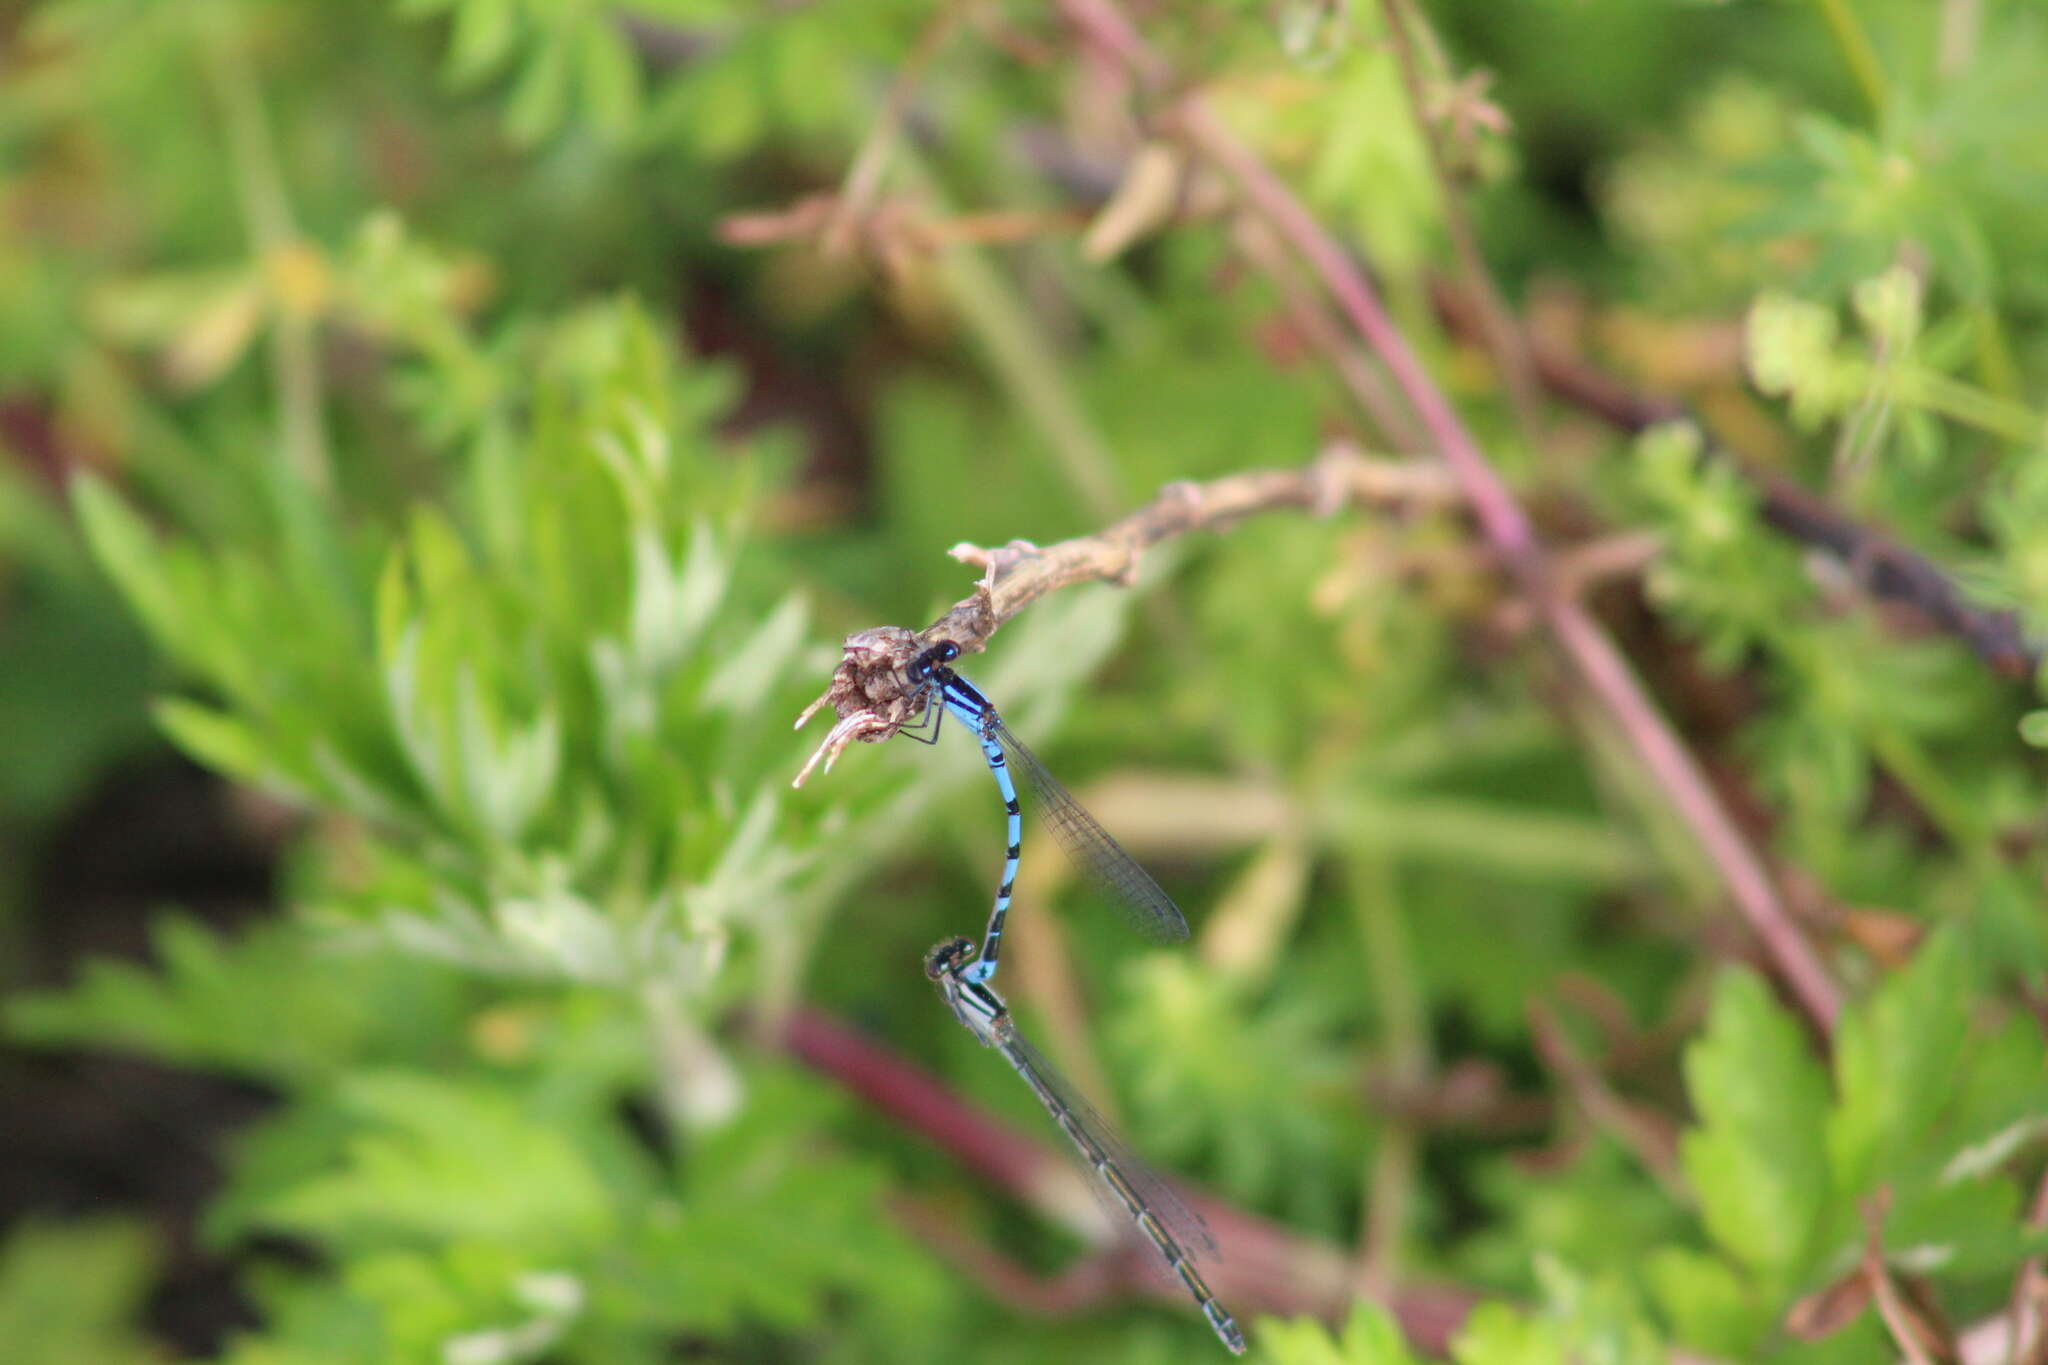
1829 927 1971 1194
1884 1172 2037 1279
1252 1302 1420 1365
261 1071 616 1253
344 1243 579 1365
3 917 458 1086
1680 970 1832 1289
608 1071 948 1338
1937 1013 2048 1182
1450 1302 1569 1365
1645 1246 1768 1356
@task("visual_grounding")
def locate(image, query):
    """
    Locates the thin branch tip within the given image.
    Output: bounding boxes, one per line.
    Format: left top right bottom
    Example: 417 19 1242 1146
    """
791 452 1470 786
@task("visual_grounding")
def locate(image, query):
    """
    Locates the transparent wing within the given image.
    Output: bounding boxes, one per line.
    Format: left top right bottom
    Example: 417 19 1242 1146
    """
994 1024 1220 1265
987 715 1191 945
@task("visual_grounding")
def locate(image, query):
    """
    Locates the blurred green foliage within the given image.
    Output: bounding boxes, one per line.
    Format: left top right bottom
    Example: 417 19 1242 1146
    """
4 0 2048 1362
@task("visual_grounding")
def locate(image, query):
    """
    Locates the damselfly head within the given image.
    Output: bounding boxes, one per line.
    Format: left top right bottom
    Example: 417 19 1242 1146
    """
907 640 961 684
923 935 976 980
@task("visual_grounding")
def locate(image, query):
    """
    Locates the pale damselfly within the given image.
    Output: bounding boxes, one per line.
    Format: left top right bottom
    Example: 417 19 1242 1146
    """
924 935 1245 1354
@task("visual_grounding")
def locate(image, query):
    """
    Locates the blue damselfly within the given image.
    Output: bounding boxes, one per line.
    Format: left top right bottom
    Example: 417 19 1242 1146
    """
925 935 1245 1354
900 641 1189 984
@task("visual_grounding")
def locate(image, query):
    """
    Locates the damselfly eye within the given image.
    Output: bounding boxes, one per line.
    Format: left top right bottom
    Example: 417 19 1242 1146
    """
909 641 959 682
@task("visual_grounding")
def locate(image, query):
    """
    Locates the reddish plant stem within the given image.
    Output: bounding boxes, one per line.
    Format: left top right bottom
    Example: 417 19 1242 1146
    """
1056 0 1842 1032
1232 215 1423 452
1376 0 1544 446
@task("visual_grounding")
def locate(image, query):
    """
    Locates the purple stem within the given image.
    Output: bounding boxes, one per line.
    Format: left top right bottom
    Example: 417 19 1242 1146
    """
1055 0 1842 1031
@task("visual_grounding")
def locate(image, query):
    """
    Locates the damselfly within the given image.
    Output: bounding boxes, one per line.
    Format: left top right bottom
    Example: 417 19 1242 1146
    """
924 936 1246 1354
900 640 1188 984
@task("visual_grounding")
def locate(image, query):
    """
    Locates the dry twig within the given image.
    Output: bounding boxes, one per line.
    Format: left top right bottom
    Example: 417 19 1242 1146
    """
790 444 1460 785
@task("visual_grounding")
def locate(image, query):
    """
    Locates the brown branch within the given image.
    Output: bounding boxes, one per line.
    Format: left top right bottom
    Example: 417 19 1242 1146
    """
1431 279 2040 677
1056 0 1843 1032
789 445 1461 785
776 1004 1480 1352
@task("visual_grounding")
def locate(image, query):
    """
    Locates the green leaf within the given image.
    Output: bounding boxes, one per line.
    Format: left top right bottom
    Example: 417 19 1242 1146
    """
71 476 179 650
4 917 469 1086
1450 1302 1568 1365
1828 927 1972 1194
2020 710 2048 746
1746 291 1841 408
700 592 809 716
503 35 571 145
345 1244 583 1364
1253 1302 1421 1365
155 697 289 789
576 20 641 140
1679 970 1833 1290
609 1071 950 1340
1885 1171 2037 1278
1937 1014 2048 1181
1112 955 1349 1226
259 1071 616 1253
0 1220 159 1365
0 555 155 822
1851 265 1922 351
1644 1246 1768 1356
445 0 518 85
